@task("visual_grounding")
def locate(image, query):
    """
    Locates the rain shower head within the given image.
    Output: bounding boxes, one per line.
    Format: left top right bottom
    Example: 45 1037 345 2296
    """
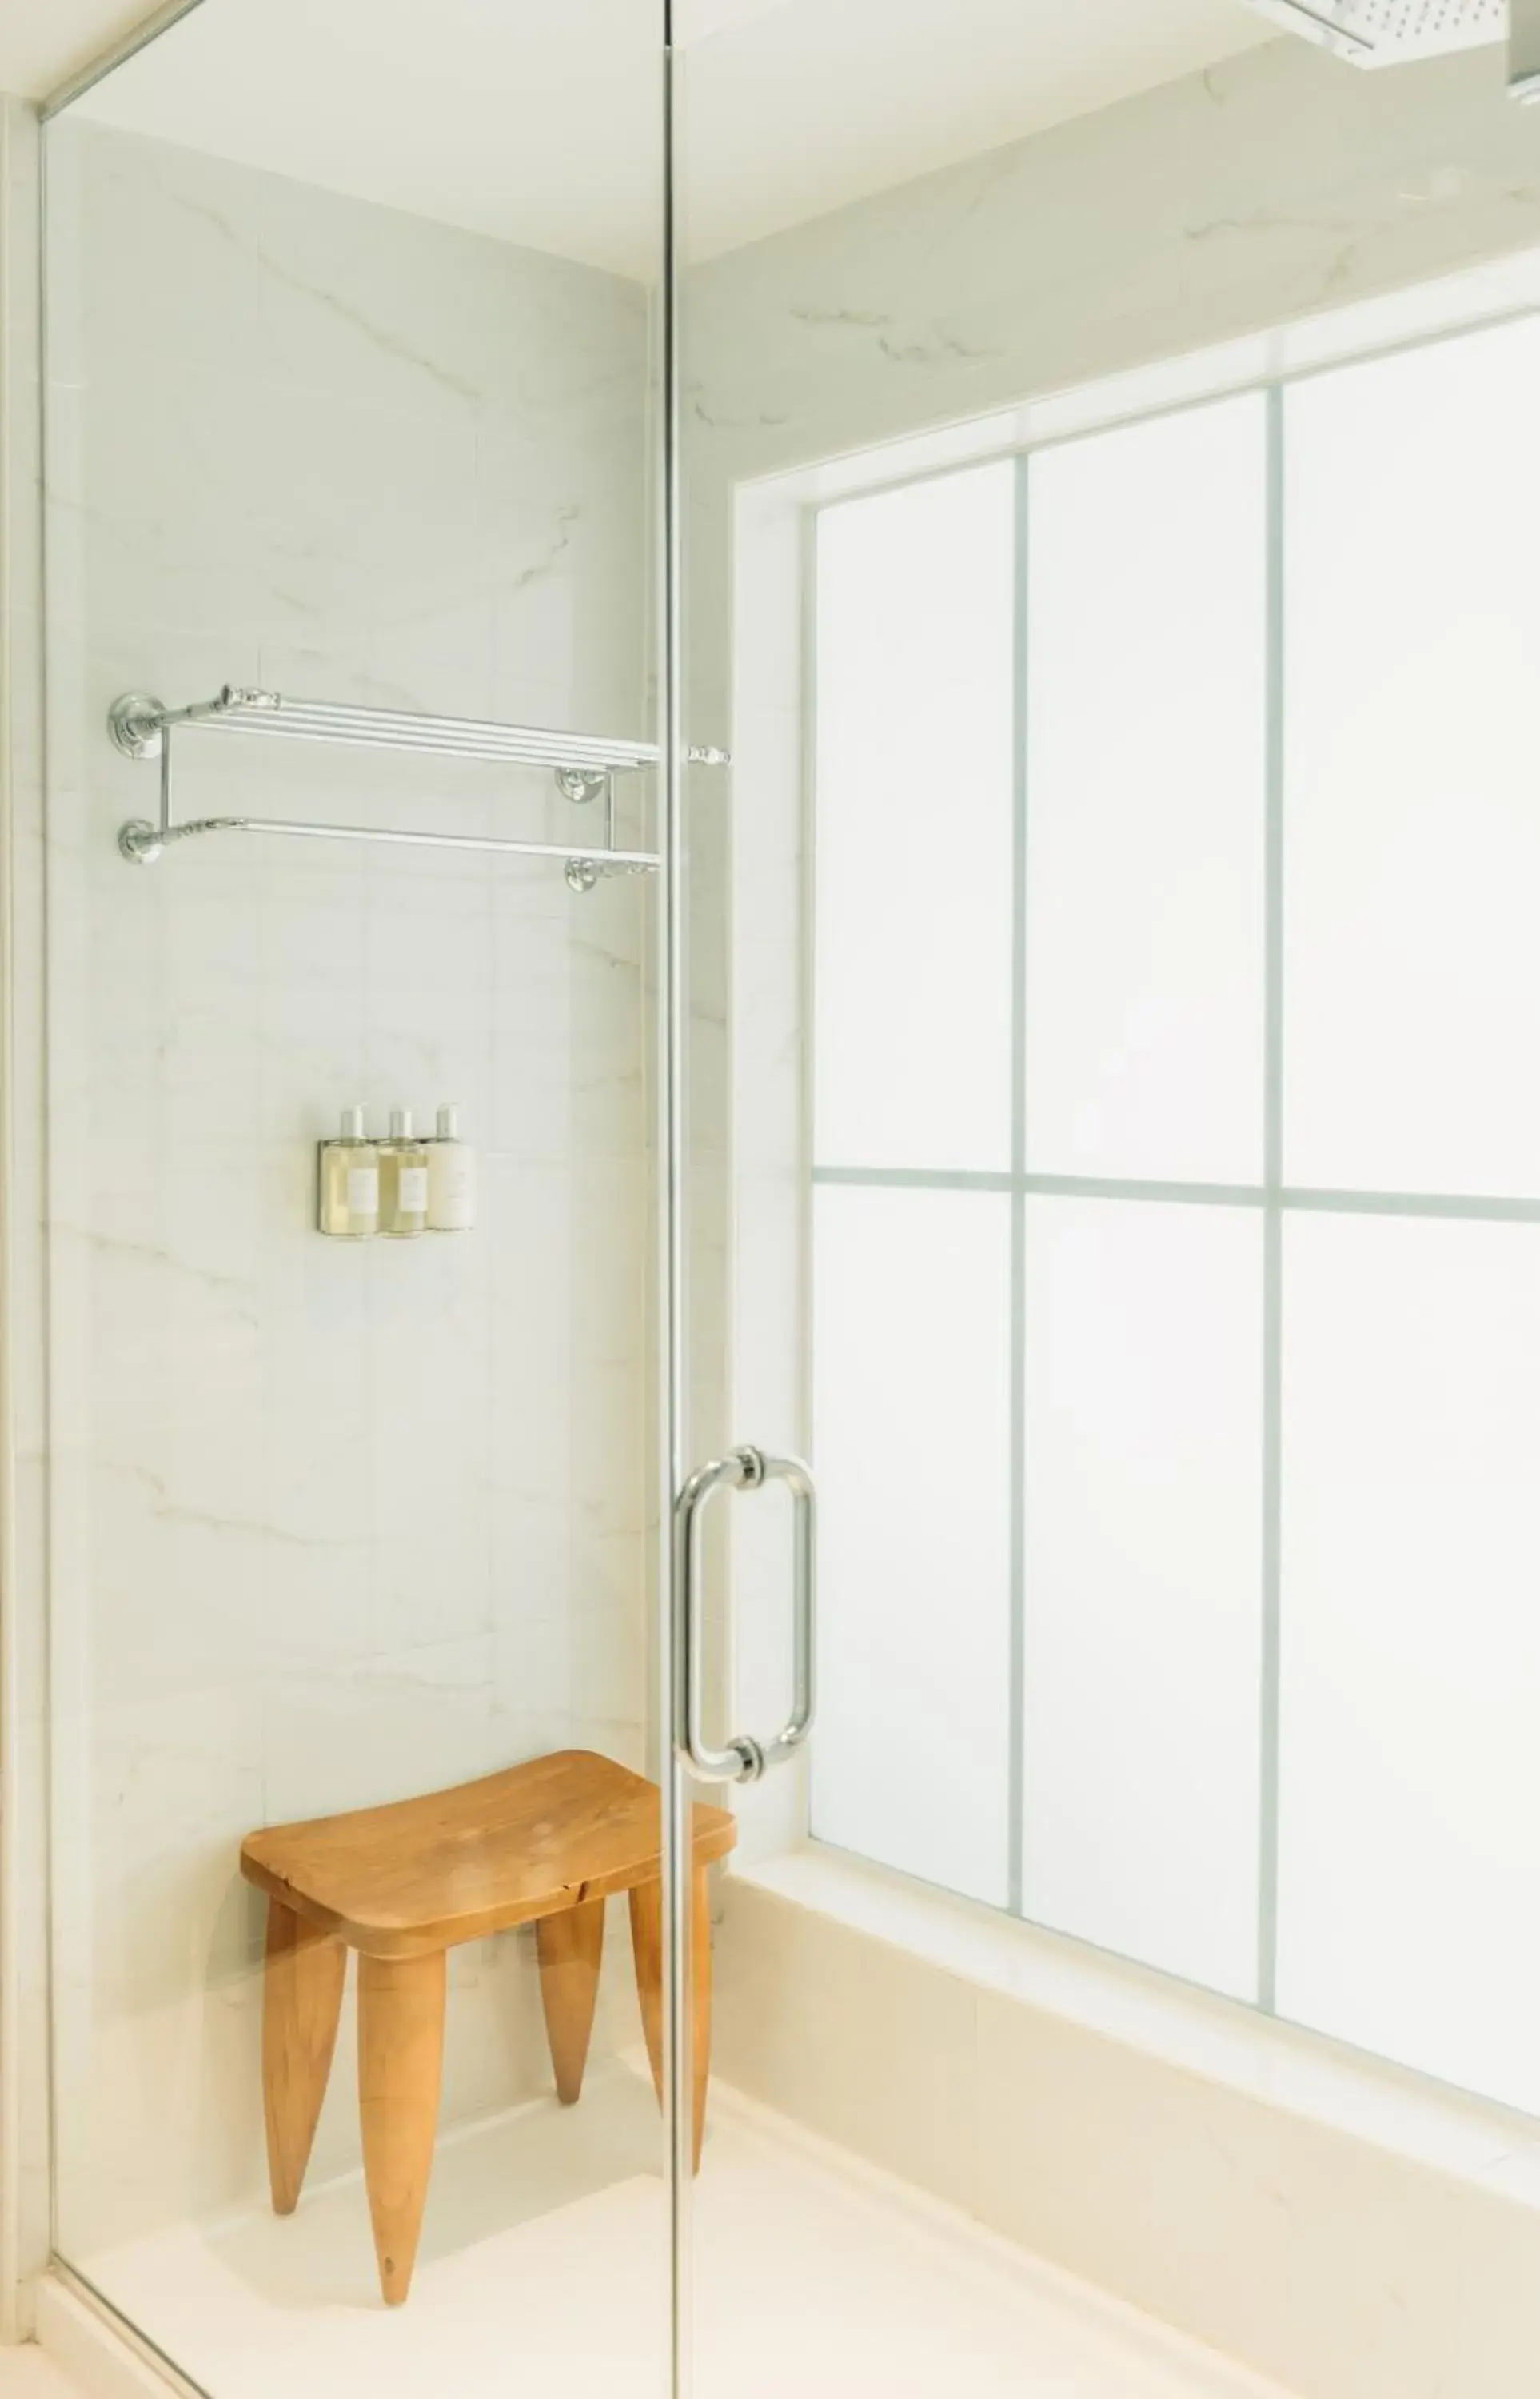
1242 0 1540 95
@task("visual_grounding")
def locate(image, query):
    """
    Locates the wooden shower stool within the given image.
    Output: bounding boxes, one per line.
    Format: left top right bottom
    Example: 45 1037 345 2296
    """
239 1750 736 2305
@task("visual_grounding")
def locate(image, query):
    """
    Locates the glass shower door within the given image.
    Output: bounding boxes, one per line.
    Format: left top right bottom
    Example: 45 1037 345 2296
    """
42 4 685 2394
669 8 1540 2398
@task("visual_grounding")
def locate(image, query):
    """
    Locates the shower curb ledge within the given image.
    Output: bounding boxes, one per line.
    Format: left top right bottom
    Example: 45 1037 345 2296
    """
32 2277 197 2399
727 1846 1540 2201
715 1847 1540 2399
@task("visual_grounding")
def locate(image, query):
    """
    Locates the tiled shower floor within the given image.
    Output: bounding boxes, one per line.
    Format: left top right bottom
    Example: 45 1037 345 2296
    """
69 2070 1294 2399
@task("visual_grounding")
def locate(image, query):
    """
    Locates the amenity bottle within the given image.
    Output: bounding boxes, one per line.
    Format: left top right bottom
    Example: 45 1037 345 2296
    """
380 1107 429 1238
317 1104 379 1239
427 1102 477 1231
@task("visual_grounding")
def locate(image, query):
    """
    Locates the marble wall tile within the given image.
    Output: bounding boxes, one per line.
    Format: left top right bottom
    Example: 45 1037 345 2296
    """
44 118 654 2257
80 131 265 382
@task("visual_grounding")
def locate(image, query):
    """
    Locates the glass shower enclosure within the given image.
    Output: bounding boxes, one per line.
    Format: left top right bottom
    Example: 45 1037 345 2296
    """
30 5 1540 2398
40 2 711 2389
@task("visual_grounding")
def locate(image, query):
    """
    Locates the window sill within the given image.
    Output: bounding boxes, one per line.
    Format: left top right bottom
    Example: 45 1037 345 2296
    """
731 1841 1540 2212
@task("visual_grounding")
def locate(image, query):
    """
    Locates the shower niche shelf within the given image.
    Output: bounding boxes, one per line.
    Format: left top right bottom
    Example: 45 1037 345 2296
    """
109 686 727 891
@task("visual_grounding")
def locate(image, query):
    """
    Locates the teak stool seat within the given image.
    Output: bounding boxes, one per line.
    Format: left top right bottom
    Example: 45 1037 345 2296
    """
239 1748 736 2305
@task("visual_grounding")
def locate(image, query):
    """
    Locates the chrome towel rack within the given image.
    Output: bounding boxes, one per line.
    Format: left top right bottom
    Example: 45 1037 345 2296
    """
109 686 727 891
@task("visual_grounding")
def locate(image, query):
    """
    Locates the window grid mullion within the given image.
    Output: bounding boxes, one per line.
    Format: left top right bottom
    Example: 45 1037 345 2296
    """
1007 453 1031 1920
1259 381 1287 2015
812 1164 1540 1226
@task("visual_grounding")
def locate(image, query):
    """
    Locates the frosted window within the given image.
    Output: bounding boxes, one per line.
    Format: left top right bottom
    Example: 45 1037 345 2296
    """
1278 1213 1540 2111
811 1186 1011 1905
1022 1196 1263 1998
807 302 1540 2122
1024 398 1266 1184
1284 318 1540 1197
814 466 1015 1172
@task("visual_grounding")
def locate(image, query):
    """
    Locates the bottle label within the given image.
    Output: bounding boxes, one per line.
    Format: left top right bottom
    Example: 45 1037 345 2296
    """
347 1167 379 1215
397 1167 429 1213
429 1149 476 1229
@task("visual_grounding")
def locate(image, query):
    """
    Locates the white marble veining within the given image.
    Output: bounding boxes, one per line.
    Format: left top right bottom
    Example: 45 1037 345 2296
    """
42 120 654 2261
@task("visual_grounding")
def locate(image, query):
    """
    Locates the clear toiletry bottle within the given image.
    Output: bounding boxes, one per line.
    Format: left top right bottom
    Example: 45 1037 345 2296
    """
379 1107 429 1238
318 1104 379 1239
427 1103 477 1231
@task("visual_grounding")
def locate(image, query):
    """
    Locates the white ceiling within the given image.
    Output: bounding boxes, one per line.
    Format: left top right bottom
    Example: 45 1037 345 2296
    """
5 0 1271 277
0 0 164 108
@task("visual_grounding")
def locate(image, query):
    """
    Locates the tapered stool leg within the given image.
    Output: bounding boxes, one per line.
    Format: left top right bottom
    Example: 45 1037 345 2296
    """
537 1896 606 2103
629 1863 713 2171
357 1950 447 2305
261 1899 346 2216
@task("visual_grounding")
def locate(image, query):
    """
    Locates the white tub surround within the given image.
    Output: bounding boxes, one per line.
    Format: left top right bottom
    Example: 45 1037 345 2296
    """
716 1850 1540 2399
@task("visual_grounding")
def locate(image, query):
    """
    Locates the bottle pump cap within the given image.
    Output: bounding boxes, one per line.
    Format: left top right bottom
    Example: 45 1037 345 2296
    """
341 1104 365 1140
389 1107 411 1140
436 1103 459 1140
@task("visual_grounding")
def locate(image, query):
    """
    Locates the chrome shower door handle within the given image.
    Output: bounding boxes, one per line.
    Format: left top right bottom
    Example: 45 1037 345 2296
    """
673 1445 817 1786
